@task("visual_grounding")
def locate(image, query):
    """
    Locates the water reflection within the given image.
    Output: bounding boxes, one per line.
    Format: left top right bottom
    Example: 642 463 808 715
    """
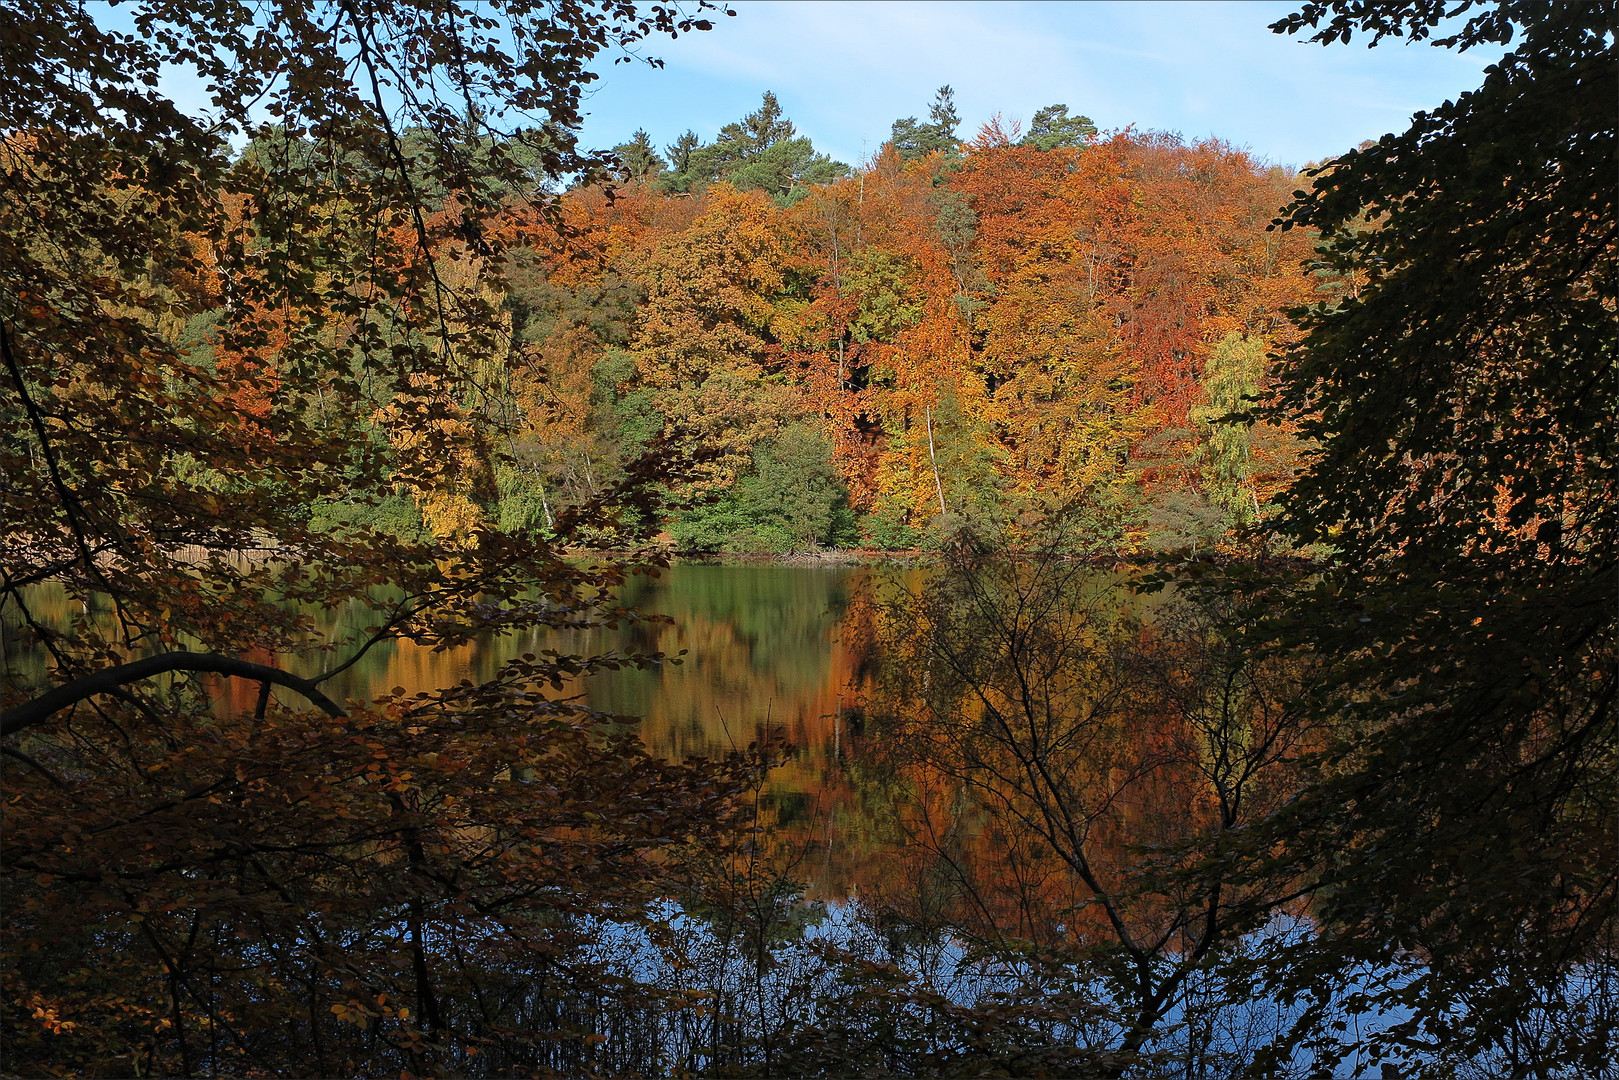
564 564 894 900
3 565 888 896
9 562 1564 1075
1 560 1271 916
265 565 868 771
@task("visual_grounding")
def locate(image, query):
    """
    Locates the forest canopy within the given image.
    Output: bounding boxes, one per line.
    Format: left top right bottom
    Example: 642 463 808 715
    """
323 85 1315 556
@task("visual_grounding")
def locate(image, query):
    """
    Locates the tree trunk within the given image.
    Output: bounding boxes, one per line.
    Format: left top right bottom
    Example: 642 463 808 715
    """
925 405 947 517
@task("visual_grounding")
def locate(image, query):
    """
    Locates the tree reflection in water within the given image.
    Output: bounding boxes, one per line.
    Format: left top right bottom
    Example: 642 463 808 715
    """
8 562 1603 1075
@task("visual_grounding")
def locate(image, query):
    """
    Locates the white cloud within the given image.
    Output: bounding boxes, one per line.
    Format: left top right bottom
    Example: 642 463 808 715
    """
570 0 1507 170
83 0 1504 169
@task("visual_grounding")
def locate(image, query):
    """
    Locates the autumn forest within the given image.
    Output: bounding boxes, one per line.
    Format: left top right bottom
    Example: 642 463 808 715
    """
2 1 1613 1078
244 87 1317 555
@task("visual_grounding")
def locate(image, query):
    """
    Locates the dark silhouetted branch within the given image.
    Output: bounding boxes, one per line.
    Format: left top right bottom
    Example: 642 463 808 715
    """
2 652 346 737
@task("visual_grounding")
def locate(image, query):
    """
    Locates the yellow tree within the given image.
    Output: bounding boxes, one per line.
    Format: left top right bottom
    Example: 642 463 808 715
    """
629 185 801 493
956 141 1150 512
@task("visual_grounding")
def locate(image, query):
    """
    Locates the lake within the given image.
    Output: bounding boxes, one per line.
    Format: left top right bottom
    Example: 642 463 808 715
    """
9 561 1514 1073
5 563 901 897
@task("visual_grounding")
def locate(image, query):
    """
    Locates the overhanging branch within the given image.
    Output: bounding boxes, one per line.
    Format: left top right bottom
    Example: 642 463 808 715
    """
1 652 346 737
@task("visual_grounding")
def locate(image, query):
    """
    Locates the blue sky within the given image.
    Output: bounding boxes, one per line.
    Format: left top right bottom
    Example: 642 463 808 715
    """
104 0 1504 171
573 0 1504 170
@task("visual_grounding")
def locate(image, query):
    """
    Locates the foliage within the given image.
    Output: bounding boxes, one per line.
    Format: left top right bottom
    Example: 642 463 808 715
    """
858 504 930 551
672 423 857 554
1190 332 1266 528
851 523 1317 1073
889 86 964 162
1019 104 1098 151
656 93 849 203
1 1 773 1074
20 0 1592 1068
4 676 763 1077
610 129 667 183
309 493 432 542
735 423 859 552
457 82 1313 554
1228 1 1618 1075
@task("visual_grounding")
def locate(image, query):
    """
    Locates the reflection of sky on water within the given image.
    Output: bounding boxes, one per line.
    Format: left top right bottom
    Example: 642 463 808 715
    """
571 902 1464 1076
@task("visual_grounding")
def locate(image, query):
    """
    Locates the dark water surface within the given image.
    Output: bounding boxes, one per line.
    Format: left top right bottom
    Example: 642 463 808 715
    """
9 567 1575 1074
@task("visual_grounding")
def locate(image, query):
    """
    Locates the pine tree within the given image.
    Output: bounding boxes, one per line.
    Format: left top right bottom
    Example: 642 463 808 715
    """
1020 104 1097 150
611 128 665 182
889 85 962 161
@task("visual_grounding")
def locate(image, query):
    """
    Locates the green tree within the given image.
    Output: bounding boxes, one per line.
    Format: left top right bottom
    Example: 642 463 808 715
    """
736 422 858 551
671 423 856 554
1191 331 1266 528
1236 2 1617 1075
610 128 666 182
662 93 847 202
729 136 850 206
715 90 798 158
1019 103 1097 150
889 85 962 161
661 129 705 192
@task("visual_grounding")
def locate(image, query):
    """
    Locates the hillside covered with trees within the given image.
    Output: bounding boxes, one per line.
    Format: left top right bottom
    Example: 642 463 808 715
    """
81 86 1319 556
534 89 1316 553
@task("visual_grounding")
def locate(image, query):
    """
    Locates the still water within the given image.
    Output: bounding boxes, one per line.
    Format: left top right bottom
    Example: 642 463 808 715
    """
8 567 1555 1073
295 563 866 762
316 562 870 783
6 564 888 896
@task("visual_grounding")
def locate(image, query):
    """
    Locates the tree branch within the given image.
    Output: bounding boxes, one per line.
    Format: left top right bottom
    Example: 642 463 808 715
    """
2 652 346 737
0 745 68 788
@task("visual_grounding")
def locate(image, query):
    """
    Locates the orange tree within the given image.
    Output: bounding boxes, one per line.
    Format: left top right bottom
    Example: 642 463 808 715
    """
0 2 765 1076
